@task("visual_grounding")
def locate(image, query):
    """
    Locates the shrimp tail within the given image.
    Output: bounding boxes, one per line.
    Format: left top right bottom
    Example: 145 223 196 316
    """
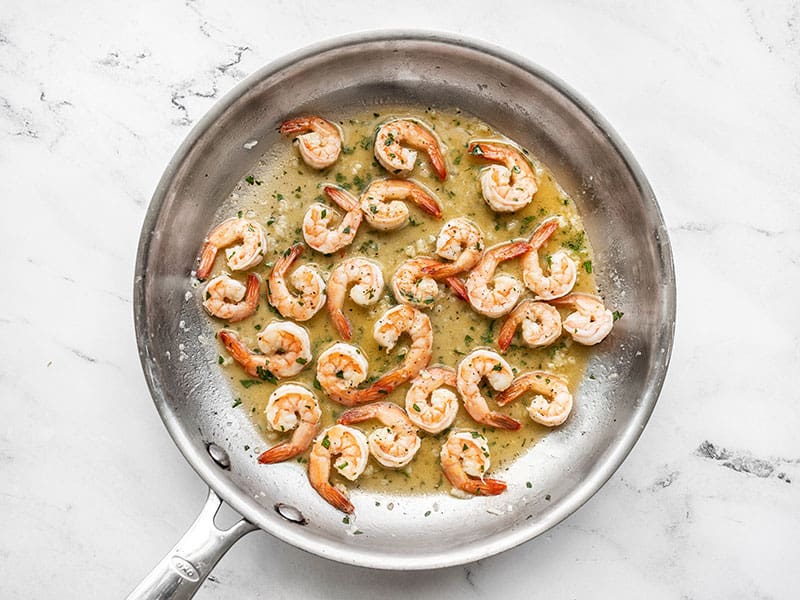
324 185 359 212
429 150 448 182
495 375 529 407
196 241 217 281
356 379 397 403
410 187 443 218
496 313 519 353
316 482 354 513
495 240 532 261
272 243 304 278
257 442 301 464
218 329 259 378
547 293 577 308
227 273 262 323
467 478 507 496
329 307 353 341
484 411 522 431
421 261 460 280
467 141 504 162
336 405 375 425
446 277 469 302
528 219 559 249
279 117 311 135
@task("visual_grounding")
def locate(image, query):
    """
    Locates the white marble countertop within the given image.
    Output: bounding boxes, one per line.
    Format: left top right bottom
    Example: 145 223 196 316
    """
2 1 799 598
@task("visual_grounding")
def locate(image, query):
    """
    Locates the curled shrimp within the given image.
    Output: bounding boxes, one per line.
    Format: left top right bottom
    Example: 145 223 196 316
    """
405 367 459 434
421 218 485 279
196 218 267 281
218 321 311 379
258 384 321 464
391 257 442 308
464 240 531 318
496 371 573 427
468 141 538 213
523 218 577 300
308 424 369 513
302 185 363 255
316 343 387 406
338 402 421 469
440 430 506 496
497 299 562 352
327 257 384 340
267 244 326 322
456 349 520 431
370 305 433 394
279 115 342 169
202 273 261 322
374 119 447 181
550 293 614 345
360 179 442 231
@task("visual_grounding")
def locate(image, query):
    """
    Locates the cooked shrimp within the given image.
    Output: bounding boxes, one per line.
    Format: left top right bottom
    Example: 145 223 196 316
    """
279 115 342 169
267 244 326 322
302 185 362 254
464 240 531 318
360 179 442 231
468 141 538 213
218 321 311 379
370 305 433 393
308 424 369 513
405 367 459 434
496 371 573 427
497 300 562 352
421 218 485 279
522 218 577 300
316 343 388 406
258 384 322 463
550 293 614 345
440 430 506 496
338 402 421 469
374 119 447 180
196 218 267 281
456 349 520 430
391 257 442 308
202 273 261 322
327 258 384 340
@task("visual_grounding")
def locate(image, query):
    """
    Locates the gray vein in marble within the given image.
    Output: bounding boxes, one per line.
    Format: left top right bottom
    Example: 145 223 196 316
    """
95 48 152 70
24 258 130 305
0 97 38 138
69 348 99 364
650 471 680 490
696 440 797 481
168 44 250 126
742 1 800 58
185 0 214 39
670 220 800 238
463 566 475 590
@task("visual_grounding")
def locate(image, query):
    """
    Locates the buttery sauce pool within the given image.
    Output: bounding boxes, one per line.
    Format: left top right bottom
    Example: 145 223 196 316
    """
201 106 600 495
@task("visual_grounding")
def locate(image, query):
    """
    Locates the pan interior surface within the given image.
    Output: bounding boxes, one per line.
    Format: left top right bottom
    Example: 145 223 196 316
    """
135 33 675 569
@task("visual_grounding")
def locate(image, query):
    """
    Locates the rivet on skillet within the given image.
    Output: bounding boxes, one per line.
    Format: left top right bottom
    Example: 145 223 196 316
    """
274 503 307 525
207 443 230 469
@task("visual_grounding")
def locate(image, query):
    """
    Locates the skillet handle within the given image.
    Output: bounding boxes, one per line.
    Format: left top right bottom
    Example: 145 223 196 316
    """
126 488 257 600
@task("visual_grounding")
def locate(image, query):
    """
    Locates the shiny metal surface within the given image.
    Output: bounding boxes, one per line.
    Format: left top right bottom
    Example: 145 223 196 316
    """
126 489 256 600
133 31 675 575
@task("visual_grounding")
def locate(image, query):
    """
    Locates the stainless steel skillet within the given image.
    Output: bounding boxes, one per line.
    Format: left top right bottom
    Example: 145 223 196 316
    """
128 31 676 599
